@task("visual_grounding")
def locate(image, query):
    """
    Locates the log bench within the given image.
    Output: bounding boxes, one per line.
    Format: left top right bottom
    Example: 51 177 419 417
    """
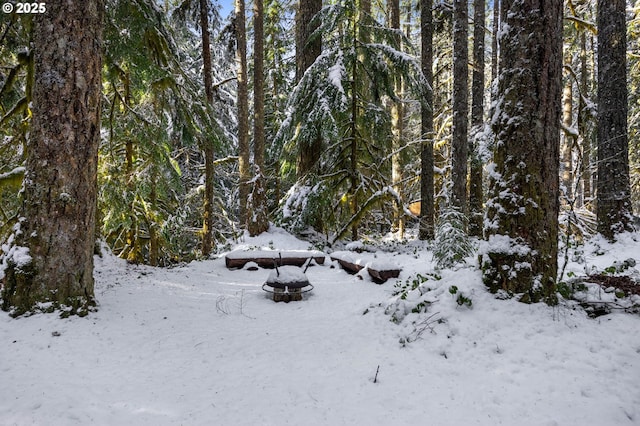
225 249 326 269
330 251 401 284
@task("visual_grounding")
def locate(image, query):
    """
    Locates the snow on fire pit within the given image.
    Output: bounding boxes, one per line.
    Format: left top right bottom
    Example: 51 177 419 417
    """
262 265 314 302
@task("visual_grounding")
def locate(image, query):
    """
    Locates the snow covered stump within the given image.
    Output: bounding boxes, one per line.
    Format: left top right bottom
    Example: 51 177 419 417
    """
262 265 314 302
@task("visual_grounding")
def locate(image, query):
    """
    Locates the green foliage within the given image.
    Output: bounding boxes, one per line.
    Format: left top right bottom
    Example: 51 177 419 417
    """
386 272 441 323
273 0 428 240
0 15 32 247
100 0 227 264
556 280 588 300
448 285 472 308
433 206 474 269
278 181 335 235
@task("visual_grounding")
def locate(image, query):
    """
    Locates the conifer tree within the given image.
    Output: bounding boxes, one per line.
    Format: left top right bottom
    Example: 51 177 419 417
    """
596 0 634 239
482 0 563 304
0 15 31 244
296 0 323 178
200 0 216 257
451 0 468 214
275 0 426 240
247 0 270 236
419 0 435 241
236 0 251 226
2 0 104 316
101 0 224 264
390 0 406 237
468 0 485 237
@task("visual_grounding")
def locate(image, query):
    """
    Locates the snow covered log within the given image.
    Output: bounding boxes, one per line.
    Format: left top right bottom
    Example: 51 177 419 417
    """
330 252 365 275
225 250 325 269
367 265 401 284
330 252 401 284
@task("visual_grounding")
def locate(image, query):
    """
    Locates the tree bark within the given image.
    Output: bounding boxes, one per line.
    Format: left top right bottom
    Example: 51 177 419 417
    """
561 75 574 201
200 0 215 256
248 0 270 236
482 0 563 304
236 0 250 226
390 0 405 237
419 0 435 240
578 31 591 207
491 0 499 84
469 0 485 237
2 0 104 316
295 0 322 178
451 0 469 214
596 0 633 239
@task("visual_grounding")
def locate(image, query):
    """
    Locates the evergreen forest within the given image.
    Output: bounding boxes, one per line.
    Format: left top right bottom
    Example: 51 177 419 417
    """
0 0 639 315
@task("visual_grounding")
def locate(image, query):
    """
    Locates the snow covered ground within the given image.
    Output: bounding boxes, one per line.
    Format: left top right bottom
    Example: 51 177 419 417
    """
2 227 640 426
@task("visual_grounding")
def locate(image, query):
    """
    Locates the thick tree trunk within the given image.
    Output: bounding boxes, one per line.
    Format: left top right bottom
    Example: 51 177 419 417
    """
469 0 485 237
248 0 269 236
596 0 633 239
236 0 250 226
451 0 469 214
295 0 322 178
482 0 562 304
2 0 103 316
200 0 215 256
419 0 435 240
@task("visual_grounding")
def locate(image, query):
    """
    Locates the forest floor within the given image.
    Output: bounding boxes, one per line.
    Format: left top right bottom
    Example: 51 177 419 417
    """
1 227 640 426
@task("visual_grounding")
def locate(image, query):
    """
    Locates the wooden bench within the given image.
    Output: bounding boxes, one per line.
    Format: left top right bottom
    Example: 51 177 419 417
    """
225 250 326 269
330 251 401 284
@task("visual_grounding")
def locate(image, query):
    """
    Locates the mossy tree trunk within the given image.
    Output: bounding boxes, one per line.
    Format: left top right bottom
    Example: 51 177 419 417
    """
596 0 633 239
482 0 562 304
200 0 215 257
468 0 485 237
419 0 435 241
451 0 468 214
295 0 322 178
236 0 250 226
390 0 405 238
2 0 104 316
248 0 270 236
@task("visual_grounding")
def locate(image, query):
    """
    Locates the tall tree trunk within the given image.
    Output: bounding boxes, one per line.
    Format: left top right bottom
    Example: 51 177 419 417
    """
561 76 574 202
482 0 563 304
295 0 322 178
491 0 499 84
248 0 270 236
469 0 485 237
349 3 359 241
578 31 591 208
123 70 140 263
2 0 104 316
596 0 633 239
419 0 435 240
451 0 468 214
390 0 405 237
236 0 250 226
200 0 215 256
149 168 159 266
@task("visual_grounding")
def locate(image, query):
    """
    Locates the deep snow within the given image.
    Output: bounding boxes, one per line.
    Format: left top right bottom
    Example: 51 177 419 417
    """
1 227 640 426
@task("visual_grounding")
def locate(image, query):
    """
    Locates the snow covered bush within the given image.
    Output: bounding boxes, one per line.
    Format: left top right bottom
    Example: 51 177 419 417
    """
432 206 474 269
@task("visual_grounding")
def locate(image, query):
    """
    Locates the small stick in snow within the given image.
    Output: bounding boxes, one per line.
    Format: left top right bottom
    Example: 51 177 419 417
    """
373 365 380 383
